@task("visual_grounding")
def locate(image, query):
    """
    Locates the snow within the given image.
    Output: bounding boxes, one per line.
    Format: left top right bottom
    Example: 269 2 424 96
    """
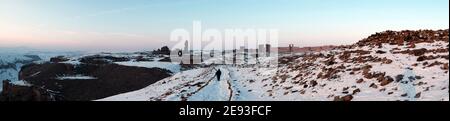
56 75 97 80
98 68 208 101
115 61 181 73
61 59 82 65
3 38 446 101
99 65 278 101
101 38 448 101
10 80 31 86
100 53 448 101
188 67 233 101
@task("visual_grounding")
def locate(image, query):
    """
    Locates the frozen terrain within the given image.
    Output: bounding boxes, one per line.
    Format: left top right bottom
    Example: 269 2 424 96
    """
115 61 181 74
101 30 449 101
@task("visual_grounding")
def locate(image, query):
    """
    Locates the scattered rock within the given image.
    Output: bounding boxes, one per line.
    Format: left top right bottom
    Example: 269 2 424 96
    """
412 48 427 56
299 90 306 95
369 83 378 89
380 76 394 86
401 93 408 97
333 95 353 101
376 50 386 54
310 80 318 87
283 86 293 90
343 87 350 91
352 89 361 95
442 63 449 70
395 74 404 82
356 79 364 83
415 92 421 98
417 56 426 62
381 57 393 64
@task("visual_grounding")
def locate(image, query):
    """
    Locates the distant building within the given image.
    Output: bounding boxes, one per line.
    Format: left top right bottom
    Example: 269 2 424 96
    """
258 44 265 53
265 44 271 57
289 44 294 53
184 40 189 53
240 46 246 50
258 44 271 57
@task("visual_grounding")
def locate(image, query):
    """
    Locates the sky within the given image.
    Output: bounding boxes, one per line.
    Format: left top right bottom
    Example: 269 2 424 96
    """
0 0 448 52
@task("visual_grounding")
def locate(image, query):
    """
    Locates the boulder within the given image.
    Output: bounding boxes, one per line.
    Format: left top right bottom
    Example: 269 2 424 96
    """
356 79 364 83
0 80 59 101
333 95 353 101
352 89 361 95
380 76 394 86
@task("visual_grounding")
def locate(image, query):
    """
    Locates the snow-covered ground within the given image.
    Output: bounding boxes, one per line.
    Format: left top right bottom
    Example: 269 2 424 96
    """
100 38 449 101
115 61 181 74
99 66 238 101
3 30 448 101
56 75 98 80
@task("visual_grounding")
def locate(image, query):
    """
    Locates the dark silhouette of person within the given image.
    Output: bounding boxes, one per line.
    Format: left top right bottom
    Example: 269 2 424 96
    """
216 69 222 81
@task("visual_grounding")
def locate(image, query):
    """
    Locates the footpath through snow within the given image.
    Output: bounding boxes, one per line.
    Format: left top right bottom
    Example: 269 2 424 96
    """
99 66 241 101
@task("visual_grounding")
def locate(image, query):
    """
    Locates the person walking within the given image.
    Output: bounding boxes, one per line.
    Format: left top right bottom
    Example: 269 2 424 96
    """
215 69 222 81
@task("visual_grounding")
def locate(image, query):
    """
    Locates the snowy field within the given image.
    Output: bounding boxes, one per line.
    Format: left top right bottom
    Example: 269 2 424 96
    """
100 39 449 101
115 61 181 74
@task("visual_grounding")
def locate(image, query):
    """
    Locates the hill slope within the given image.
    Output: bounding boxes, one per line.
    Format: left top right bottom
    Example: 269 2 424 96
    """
102 30 449 101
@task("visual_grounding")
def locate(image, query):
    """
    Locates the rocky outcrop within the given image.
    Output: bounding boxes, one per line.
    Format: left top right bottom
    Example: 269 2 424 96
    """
15 61 172 101
356 29 448 47
0 80 60 101
50 56 70 63
152 46 171 55
1 54 43 88
274 29 448 101
333 95 353 101
79 55 130 65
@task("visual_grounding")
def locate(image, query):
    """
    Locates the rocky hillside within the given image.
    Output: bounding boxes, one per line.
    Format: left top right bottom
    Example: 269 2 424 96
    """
273 29 449 101
0 48 82 91
0 80 60 101
0 54 42 91
1 53 174 101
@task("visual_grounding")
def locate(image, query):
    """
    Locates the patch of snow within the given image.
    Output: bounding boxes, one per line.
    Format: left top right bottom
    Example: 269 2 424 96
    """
10 80 31 86
56 75 97 80
115 61 181 73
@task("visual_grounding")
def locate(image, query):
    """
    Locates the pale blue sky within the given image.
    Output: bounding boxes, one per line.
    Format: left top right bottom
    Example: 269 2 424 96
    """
0 0 448 52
